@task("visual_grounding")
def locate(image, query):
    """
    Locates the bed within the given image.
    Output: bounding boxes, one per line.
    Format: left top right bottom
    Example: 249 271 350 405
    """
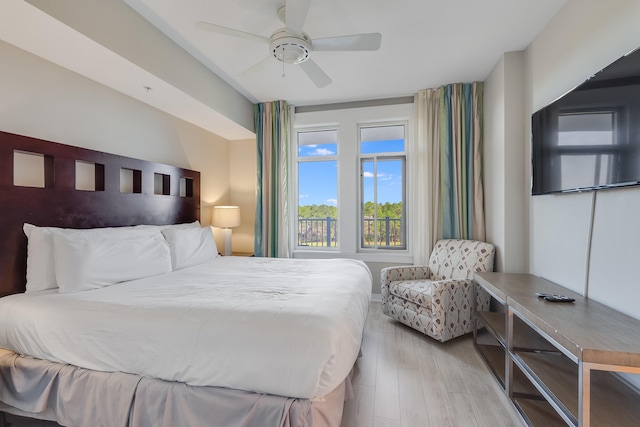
0 131 372 427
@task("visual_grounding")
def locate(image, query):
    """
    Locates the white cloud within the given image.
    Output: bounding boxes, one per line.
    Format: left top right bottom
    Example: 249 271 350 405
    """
314 148 335 155
299 194 309 198
363 172 394 180
326 198 338 205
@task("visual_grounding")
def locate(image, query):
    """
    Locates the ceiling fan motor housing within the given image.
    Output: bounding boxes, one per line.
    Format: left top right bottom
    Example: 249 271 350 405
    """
270 29 312 64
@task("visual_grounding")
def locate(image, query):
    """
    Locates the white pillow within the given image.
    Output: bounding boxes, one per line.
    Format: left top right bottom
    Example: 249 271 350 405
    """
53 228 172 293
23 223 58 292
162 226 219 270
23 221 200 292
137 221 201 231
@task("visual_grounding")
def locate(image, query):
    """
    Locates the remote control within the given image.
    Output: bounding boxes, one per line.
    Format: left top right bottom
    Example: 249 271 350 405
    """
543 295 575 303
535 292 552 298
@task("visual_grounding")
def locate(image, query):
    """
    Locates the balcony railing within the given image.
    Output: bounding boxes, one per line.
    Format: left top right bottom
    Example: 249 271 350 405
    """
298 217 337 247
297 217 404 248
362 217 405 248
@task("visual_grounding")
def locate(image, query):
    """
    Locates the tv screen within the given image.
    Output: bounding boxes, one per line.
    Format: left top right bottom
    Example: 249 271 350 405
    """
531 47 640 195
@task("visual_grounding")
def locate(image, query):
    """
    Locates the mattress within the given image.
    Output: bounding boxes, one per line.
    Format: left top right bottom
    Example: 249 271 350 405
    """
0 256 372 399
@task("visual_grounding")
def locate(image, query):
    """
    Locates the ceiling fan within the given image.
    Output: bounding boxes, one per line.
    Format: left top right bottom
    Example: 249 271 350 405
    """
194 0 382 88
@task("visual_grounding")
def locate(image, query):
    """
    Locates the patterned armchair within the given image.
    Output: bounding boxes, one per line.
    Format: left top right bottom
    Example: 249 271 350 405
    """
381 239 495 342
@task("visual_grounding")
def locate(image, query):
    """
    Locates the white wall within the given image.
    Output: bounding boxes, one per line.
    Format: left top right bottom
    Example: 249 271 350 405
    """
0 39 233 226
24 0 255 135
229 139 257 254
587 188 640 314
529 192 594 294
484 51 528 273
524 0 640 318
484 55 506 271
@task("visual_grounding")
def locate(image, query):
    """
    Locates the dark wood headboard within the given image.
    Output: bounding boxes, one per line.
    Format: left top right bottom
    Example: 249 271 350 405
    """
0 131 201 297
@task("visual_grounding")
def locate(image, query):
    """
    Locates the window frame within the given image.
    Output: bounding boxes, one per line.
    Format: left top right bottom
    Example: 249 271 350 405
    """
358 122 408 252
294 126 340 252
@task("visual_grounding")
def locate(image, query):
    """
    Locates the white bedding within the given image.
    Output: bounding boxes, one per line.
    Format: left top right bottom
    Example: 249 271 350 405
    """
0 256 372 399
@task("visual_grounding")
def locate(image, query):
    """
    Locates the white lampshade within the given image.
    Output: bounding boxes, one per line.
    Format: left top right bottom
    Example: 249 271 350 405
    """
212 206 240 256
212 206 241 228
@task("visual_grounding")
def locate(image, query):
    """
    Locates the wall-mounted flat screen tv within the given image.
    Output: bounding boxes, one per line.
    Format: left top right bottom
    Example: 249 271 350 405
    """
531 46 640 195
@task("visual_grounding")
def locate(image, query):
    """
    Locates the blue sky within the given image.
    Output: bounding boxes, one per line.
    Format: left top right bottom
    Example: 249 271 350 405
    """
298 139 404 206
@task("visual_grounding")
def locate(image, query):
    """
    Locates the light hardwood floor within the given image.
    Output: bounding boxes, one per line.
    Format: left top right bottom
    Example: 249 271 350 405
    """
340 301 522 427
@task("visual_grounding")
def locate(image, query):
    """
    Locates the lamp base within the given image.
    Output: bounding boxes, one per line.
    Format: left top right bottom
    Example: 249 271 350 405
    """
221 228 233 256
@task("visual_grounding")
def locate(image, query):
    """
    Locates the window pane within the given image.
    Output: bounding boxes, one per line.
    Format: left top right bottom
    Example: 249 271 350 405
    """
361 125 404 143
299 130 337 156
361 139 405 154
376 159 403 203
298 161 338 248
362 160 375 247
360 125 405 153
362 161 375 205
299 143 337 157
361 158 405 249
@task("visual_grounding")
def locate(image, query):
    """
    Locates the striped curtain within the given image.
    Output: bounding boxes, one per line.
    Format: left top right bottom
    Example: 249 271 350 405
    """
440 82 485 241
411 89 441 265
254 100 290 258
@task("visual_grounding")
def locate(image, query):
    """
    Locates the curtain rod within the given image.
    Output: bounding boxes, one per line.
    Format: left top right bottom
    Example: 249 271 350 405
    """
294 96 414 113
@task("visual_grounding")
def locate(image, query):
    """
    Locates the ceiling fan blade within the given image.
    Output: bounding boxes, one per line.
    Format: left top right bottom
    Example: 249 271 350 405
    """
238 56 273 79
194 21 269 44
312 33 382 51
299 58 332 88
285 0 311 36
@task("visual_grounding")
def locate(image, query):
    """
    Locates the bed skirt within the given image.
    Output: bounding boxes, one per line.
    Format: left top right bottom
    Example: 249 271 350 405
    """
0 349 350 427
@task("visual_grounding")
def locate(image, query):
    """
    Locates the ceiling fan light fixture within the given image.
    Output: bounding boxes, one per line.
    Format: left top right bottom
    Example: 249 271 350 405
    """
270 31 311 64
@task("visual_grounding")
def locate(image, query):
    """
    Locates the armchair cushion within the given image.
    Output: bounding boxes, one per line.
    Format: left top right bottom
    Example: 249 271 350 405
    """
388 280 434 311
381 266 432 283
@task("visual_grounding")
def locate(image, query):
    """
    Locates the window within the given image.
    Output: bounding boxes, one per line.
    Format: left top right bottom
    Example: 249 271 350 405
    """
359 124 406 249
296 129 338 248
293 102 413 262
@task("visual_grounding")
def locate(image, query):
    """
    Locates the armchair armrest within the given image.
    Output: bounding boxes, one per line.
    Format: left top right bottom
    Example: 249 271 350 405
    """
429 279 475 342
380 266 432 316
381 266 432 288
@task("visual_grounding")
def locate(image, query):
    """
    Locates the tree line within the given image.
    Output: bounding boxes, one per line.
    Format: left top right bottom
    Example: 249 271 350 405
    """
298 202 402 219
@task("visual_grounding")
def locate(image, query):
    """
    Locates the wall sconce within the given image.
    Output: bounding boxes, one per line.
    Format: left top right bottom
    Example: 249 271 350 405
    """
212 206 241 256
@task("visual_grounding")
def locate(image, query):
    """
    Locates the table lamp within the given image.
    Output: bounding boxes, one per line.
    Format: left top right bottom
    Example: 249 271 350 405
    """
212 206 241 256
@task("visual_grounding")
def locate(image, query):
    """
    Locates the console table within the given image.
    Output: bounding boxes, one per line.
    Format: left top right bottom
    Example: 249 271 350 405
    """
473 272 640 426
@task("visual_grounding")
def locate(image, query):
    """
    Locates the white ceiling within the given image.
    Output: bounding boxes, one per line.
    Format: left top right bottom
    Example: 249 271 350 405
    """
123 0 566 105
3 0 567 139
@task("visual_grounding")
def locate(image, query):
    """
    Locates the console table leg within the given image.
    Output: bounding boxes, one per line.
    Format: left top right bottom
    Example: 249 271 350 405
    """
581 363 591 427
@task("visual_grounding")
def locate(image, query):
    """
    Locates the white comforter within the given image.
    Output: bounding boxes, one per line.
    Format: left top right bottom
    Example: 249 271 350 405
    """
0 256 372 399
